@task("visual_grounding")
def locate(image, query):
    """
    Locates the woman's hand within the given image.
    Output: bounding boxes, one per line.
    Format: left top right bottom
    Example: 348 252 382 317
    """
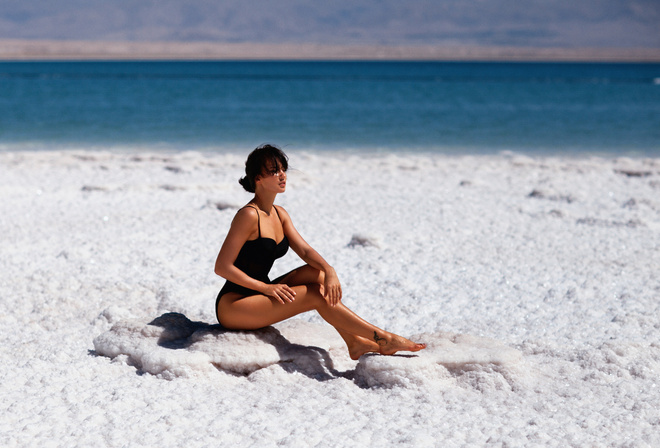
262 283 297 305
323 268 342 306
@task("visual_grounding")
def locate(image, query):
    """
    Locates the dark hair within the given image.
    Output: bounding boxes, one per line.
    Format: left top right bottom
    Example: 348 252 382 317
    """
239 144 289 193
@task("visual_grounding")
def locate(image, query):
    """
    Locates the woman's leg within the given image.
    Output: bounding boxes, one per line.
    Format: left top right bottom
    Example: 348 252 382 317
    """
276 266 381 359
218 265 425 359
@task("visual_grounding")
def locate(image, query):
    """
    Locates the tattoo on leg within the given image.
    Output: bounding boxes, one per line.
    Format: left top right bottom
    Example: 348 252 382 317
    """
373 331 387 346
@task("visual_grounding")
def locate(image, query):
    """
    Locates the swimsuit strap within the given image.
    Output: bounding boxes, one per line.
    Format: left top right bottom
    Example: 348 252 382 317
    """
244 204 282 238
244 205 261 238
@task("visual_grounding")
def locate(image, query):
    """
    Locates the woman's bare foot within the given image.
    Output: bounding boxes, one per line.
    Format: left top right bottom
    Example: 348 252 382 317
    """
374 331 426 356
347 336 380 360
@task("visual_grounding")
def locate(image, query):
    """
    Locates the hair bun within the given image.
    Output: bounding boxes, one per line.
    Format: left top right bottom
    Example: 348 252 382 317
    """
238 176 254 193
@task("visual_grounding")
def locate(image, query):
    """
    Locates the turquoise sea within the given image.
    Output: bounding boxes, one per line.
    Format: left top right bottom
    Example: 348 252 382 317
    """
0 60 658 155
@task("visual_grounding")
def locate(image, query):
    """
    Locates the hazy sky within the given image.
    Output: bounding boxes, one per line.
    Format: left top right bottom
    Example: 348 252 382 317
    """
1 0 658 48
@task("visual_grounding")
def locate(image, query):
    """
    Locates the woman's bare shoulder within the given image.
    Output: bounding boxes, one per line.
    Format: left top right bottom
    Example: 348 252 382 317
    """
274 205 292 221
231 205 259 228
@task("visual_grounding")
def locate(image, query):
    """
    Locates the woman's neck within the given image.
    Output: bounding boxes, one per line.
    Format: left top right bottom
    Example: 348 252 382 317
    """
250 193 276 214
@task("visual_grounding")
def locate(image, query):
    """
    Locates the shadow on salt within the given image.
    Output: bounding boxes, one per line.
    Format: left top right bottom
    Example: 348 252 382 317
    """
93 312 524 389
92 312 352 381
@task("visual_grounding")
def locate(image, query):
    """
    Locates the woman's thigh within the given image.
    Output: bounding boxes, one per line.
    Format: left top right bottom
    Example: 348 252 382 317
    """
273 264 323 287
217 283 322 330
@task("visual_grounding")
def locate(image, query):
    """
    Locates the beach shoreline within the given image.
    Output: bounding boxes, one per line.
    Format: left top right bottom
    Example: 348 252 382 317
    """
1 39 660 62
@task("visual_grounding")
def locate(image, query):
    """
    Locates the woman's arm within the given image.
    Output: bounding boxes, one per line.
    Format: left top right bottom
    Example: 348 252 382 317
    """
214 207 296 304
277 206 342 305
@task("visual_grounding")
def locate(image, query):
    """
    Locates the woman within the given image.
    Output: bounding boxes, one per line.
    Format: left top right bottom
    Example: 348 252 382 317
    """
214 144 426 360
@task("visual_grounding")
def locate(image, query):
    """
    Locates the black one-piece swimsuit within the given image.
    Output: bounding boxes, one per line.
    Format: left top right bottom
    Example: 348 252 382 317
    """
215 205 289 324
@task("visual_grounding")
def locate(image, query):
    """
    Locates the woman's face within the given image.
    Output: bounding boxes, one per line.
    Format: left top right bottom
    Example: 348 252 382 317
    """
256 159 287 193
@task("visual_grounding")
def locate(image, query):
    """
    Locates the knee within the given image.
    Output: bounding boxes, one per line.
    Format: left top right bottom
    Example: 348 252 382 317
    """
314 267 325 285
300 264 324 285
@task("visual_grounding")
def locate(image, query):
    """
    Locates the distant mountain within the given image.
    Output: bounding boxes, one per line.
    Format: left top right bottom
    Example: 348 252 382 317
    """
0 0 658 48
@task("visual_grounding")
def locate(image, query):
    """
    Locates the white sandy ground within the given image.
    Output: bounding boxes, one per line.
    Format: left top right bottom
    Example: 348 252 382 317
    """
0 148 659 447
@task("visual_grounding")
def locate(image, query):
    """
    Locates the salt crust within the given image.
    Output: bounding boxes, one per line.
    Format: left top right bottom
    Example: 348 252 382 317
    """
93 312 352 380
355 332 524 389
93 311 523 387
2 149 660 447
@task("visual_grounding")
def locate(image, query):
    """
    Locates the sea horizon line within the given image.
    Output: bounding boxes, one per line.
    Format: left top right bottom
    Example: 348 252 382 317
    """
1 39 659 63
